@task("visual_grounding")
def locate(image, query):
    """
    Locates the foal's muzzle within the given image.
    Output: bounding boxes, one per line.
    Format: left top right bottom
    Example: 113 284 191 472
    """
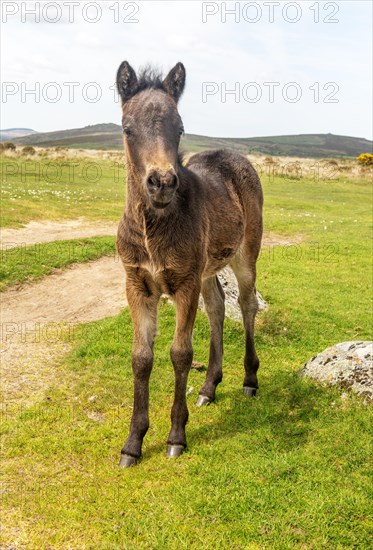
146 169 179 208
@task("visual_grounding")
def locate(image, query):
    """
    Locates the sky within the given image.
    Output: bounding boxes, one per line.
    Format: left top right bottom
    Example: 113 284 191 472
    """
1 0 372 139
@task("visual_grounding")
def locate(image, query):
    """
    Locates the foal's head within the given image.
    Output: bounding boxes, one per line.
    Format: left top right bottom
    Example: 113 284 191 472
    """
116 61 186 209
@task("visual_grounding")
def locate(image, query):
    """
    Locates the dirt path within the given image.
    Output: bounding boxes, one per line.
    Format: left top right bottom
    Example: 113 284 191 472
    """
1 256 126 326
1 219 302 408
1 257 126 406
0 218 118 249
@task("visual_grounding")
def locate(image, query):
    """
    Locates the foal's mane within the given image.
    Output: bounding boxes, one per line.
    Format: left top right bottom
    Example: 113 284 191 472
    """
136 65 164 94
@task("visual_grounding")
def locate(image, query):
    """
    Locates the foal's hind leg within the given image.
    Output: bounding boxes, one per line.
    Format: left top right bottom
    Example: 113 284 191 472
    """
196 276 225 406
230 252 260 396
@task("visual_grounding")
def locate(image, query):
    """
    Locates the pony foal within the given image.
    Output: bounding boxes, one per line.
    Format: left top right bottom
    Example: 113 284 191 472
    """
116 61 263 466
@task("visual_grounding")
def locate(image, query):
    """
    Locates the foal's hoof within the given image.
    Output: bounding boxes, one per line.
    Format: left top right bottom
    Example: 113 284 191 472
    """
119 454 139 468
166 444 185 458
243 387 257 397
196 394 211 407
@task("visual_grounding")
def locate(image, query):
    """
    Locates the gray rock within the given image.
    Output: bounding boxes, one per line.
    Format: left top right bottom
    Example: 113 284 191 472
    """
199 266 268 322
301 341 373 401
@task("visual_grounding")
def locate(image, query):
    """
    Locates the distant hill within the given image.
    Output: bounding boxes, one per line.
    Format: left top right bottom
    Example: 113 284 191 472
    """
10 123 122 150
184 133 373 158
0 128 37 141
8 123 373 158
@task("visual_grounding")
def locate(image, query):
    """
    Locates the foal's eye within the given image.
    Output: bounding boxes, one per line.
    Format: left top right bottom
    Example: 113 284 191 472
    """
179 127 184 137
123 126 132 137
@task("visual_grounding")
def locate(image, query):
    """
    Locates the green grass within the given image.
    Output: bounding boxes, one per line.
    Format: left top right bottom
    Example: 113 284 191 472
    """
1 156 125 227
2 303 372 548
0 236 116 291
1 159 372 548
259 176 372 348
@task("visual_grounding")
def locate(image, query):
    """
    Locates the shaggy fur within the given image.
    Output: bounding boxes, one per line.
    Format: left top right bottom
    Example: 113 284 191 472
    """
116 62 263 465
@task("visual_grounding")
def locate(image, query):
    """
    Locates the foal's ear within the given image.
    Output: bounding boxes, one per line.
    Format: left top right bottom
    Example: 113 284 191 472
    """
162 62 186 103
116 61 139 103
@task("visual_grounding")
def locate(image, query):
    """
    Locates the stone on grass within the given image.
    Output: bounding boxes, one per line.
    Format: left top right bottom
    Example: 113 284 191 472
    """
301 341 373 401
196 266 268 321
217 266 268 321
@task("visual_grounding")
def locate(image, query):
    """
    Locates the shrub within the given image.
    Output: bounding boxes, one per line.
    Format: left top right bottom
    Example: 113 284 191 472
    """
357 153 373 166
22 145 36 156
3 142 16 151
0 143 4 153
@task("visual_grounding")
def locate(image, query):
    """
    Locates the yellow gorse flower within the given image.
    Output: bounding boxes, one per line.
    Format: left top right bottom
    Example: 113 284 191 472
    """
357 153 373 166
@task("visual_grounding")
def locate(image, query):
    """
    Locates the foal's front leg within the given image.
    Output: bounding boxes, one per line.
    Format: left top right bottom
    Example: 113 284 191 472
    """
120 267 160 467
167 283 200 458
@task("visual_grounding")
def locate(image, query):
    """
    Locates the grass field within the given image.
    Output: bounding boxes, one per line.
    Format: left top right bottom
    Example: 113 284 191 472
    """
1 152 372 548
1 153 125 227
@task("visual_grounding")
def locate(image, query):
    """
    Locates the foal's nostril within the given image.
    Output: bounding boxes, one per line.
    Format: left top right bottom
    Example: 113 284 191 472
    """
147 175 161 190
147 172 178 194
